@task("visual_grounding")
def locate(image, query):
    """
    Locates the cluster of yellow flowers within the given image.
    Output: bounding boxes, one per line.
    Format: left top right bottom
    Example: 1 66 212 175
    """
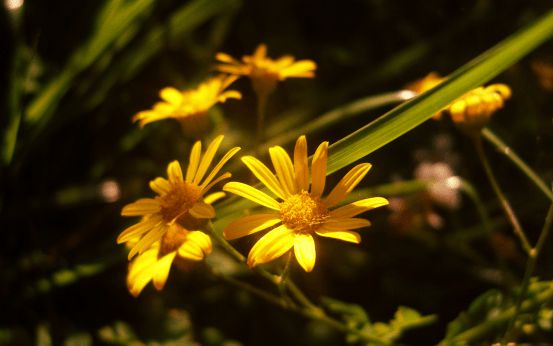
118 46 512 297
118 44 387 296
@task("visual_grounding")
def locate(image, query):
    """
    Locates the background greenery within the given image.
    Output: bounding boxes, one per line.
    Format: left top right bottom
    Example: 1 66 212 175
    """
1 0 553 345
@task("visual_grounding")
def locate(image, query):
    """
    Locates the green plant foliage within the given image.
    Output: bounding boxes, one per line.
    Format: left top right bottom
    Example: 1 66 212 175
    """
322 297 436 345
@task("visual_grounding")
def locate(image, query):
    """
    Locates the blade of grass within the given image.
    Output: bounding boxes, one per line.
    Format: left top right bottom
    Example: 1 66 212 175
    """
262 90 416 150
326 8 553 175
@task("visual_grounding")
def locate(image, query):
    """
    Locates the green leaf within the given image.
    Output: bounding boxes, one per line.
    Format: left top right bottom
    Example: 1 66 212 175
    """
325 8 553 175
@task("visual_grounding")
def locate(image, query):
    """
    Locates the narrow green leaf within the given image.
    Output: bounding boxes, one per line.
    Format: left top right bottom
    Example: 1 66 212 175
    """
326 8 553 175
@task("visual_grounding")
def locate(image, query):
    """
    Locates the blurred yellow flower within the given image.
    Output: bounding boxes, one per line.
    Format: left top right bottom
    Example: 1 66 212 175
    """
223 136 388 272
215 44 317 97
407 72 511 132
118 135 240 260
126 223 213 297
132 75 241 135
447 84 511 134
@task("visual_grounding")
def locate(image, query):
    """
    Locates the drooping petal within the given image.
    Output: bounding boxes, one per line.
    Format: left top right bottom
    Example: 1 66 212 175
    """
185 141 202 183
204 191 226 205
127 246 159 297
121 198 160 216
329 197 389 218
269 146 297 196
167 160 184 184
159 87 183 105
310 141 328 197
315 229 361 244
149 177 170 195
325 163 372 207
294 135 309 192
294 233 316 272
188 201 216 219
193 135 224 184
117 215 163 244
128 223 168 260
223 182 280 210
247 225 295 267
178 231 212 261
322 217 371 231
224 213 281 240
241 156 286 200
152 252 176 290
200 146 241 190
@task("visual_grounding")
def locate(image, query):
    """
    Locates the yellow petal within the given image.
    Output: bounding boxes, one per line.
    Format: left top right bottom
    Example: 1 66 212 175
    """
253 44 267 60
310 141 328 197
167 160 184 184
159 87 182 105
128 224 168 260
280 60 317 79
188 201 215 219
325 163 372 207
223 182 280 210
194 135 224 184
204 191 226 205
315 229 361 244
202 172 232 194
185 140 202 183
152 252 176 290
121 198 160 216
294 234 316 272
224 213 281 240
215 52 240 64
322 217 371 231
242 156 286 200
329 197 389 218
127 246 159 297
219 90 242 102
294 135 309 192
178 231 212 261
117 216 162 244
200 146 241 190
247 225 295 267
269 146 297 196
149 177 170 195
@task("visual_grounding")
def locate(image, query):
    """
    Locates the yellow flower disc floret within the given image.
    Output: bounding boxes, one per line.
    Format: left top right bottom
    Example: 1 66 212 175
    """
280 191 329 233
157 181 202 222
223 135 389 272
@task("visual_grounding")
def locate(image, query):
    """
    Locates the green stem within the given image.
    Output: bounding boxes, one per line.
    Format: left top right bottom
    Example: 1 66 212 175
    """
482 128 553 202
205 225 388 345
205 222 245 262
503 197 553 340
473 137 532 255
460 179 493 235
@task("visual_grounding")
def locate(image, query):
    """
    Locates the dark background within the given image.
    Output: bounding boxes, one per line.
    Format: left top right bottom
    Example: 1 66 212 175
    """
1 0 553 344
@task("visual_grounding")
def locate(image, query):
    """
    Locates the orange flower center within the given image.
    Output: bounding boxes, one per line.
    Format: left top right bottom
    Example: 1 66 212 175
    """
158 182 202 222
280 191 329 233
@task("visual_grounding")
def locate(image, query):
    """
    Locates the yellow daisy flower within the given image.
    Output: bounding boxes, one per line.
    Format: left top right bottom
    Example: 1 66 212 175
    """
117 135 240 260
132 75 241 136
407 72 511 130
126 192 225 297
215 43 317 97
222 136 389 272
